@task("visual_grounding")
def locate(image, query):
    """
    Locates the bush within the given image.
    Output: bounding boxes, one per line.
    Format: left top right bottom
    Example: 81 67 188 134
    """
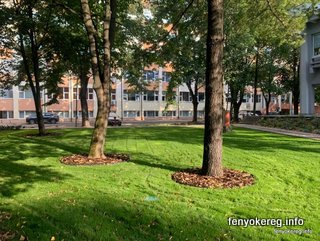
256 117 320 134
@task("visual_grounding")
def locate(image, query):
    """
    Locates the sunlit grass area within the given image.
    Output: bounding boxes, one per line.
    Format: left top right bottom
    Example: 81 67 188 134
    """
0 126 319 241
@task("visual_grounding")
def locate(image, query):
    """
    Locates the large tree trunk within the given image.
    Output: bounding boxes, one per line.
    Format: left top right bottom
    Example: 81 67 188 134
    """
81 0 115 158
202 0 224 177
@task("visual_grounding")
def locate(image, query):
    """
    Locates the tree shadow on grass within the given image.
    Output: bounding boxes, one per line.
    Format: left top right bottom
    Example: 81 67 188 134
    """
108 126 320 155
0 133 76 197
128 153 184 173
2 194 272 241
223 128 320 154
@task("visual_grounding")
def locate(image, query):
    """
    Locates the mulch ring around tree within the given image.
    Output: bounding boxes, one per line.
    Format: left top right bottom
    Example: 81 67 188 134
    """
24 132 63 138
172 168 254 189
60 153 130 166
0 211 15 241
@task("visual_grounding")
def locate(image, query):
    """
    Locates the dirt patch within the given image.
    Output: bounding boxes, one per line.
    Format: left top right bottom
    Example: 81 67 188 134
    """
60 153 130 166
172 168 254 188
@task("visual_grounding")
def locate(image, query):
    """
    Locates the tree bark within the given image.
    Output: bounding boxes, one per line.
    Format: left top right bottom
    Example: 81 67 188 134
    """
202 0 224 177
80 71 90 127
263 92 271 115
81 0 115 158
186 80 199 123
18 8 45 136
253 49 259 113
292 49 300 115
230 84 244 122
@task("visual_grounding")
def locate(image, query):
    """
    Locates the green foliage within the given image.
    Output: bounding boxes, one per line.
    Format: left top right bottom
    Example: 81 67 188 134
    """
0 127 319 240
315 86 320 104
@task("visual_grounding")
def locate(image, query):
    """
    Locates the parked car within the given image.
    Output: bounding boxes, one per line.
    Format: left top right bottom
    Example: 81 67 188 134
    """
108 116 122 126
26 113 59 124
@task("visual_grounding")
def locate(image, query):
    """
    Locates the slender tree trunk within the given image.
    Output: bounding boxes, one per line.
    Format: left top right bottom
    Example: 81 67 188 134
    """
81 0 115 158
253 49 259 113
263 93 271 115
233 99 242 122
186 80 199 123
80 72 90 127
230 84 244 122
292 49 300 115
18 25 45 136
202 0 224 177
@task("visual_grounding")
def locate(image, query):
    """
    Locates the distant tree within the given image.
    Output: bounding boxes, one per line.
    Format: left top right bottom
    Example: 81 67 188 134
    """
0 1 66 135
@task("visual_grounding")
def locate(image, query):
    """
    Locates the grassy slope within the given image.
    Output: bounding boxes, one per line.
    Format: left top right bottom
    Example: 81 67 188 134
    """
0 127 319 241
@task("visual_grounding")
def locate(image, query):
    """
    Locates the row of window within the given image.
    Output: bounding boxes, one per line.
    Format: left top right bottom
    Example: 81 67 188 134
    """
123 91 205 102
0 111 13 119
142 70 171 82
11 111 96 119
0 87 95 100
226 94 262 103
123 110 205 118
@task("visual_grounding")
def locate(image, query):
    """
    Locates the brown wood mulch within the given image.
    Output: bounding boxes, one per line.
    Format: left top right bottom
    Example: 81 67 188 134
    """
172 168 254 188
24 132 63 138
60 153 130 166
0 212 15 241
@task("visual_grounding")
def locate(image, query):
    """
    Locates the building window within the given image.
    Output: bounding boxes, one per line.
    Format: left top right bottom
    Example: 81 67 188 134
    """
0 111 13 119
19 111 36 119
62 87 69 99
180 92 191 102
0 87 13 99
313 32 320 56
89 111 94 118
162 111 176 117
73 88 80 99
197 111 205 118
73 111 82 118
124 111 140 118
143 91 158 101
180 111 192 117
19 86 33 99
143 70 158 82
57 87 69 99
87 88 94 100
198 92 205 102
144 111 159 117
163 71 171 82
255 94 261 103
57 111 69 118
162 91 167 101
124 90 140 101
242 93 251 103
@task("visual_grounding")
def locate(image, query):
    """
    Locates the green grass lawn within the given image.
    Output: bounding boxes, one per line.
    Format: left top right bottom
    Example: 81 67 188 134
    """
0 126 319 241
